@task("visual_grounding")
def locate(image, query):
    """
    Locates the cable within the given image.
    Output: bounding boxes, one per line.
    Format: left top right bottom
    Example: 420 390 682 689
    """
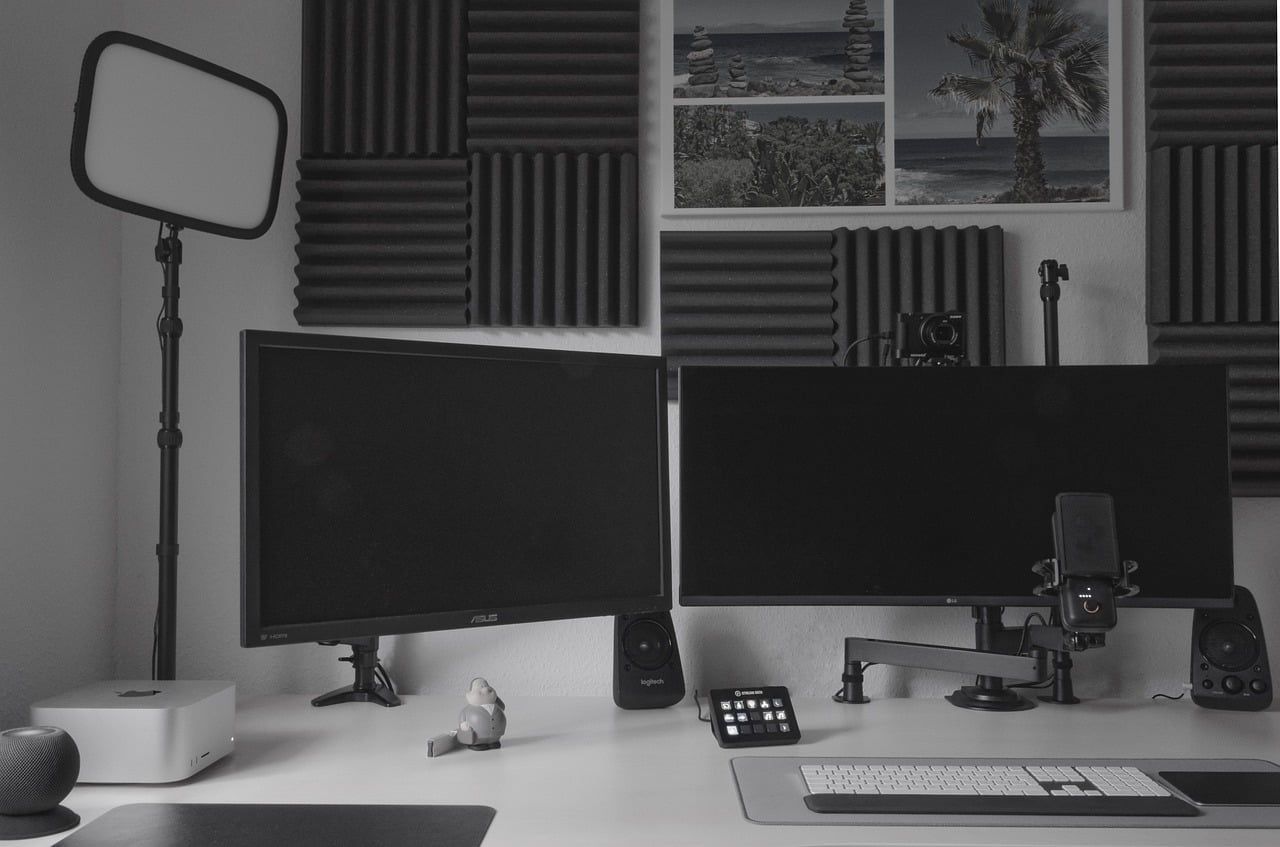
693 689 712 722
840 332 891 366
1010 677 1056 691
1015 612 1049 657
375 663 396 695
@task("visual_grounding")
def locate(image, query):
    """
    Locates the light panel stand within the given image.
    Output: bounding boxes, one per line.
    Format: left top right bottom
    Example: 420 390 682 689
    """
154 224 183 681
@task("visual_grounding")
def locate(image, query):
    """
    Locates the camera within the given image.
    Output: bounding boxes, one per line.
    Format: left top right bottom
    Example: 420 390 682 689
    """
894 312 966 365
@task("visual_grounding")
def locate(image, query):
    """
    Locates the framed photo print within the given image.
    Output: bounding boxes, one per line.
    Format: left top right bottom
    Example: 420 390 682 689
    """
664 0 1121 213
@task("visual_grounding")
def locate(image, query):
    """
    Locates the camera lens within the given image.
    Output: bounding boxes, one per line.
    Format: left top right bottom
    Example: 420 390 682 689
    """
920 315 959 350
926 321 956 346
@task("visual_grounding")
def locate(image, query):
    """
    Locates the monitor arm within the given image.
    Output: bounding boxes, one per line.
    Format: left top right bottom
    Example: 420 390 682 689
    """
834 606 1064 711
837 605 1115 711
839 606 1111 711
838 494 1141 711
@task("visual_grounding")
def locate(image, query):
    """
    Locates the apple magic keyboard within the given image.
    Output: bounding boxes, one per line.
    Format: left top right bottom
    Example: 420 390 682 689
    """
801 762 1199 816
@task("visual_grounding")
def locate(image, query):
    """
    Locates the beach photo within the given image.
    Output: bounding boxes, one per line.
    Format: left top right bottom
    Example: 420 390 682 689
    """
671 0 886 98
673 101 886 208
893 0 1117 207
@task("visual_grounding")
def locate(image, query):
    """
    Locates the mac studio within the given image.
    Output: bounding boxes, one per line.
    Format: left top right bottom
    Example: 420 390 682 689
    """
1 2 1278 846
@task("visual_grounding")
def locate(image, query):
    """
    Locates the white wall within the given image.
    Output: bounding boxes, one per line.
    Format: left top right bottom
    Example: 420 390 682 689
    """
0 1 123 729
3 1 1276 720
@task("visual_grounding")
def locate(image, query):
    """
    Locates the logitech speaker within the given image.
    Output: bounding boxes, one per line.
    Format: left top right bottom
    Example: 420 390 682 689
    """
1191 585 1272 711
0 726 80 840
613 611 685 709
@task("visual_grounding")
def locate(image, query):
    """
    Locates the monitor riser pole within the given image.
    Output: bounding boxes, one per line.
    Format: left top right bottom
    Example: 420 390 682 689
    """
952 605 1035 711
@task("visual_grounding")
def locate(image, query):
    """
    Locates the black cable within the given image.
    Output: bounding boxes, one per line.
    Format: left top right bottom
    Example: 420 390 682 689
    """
840 332 891 366
1010 678 1056 691
1015 612 1049 657
375 662 396 695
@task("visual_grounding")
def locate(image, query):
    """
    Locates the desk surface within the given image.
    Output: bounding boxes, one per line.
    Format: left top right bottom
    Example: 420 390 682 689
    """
31 694 1280 847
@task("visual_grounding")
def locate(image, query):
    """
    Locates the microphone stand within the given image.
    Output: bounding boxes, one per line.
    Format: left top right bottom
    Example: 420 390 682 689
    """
154 223 183 681
1038 259 1068 366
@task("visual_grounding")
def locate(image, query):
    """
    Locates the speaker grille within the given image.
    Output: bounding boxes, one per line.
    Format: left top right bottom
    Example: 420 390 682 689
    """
0 726 80 816
1199 619 1262 671
621 619 673 671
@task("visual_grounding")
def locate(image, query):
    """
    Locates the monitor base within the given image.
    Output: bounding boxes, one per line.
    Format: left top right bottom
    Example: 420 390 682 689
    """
946 684 1035 712
311 638 402 708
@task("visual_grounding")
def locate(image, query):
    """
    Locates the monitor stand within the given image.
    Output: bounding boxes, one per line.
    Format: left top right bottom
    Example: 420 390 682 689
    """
312 637 402 707
947 605 1037 711
837 606 1088 711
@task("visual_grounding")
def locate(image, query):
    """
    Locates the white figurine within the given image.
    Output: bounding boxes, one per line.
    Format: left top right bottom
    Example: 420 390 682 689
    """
456 677 506 750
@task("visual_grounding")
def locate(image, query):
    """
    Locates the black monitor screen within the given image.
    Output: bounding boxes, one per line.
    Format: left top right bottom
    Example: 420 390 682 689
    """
241 331 670 646
678 364 1234 608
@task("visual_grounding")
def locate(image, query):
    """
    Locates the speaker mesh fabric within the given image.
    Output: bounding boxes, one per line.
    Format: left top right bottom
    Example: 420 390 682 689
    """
0 727 79 816
620 618 673 671
1199 620 1262 672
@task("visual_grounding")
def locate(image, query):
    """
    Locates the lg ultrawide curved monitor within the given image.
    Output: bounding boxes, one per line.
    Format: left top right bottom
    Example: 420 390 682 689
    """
678 364 1235 609
241 331 671 647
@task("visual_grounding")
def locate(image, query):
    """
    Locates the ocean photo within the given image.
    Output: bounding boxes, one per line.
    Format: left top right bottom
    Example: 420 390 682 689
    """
891 0 1115 207
895 135 1110 205
672 30 885 97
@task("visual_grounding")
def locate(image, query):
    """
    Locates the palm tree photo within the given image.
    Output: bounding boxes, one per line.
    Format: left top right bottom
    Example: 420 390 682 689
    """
928 0 1109 203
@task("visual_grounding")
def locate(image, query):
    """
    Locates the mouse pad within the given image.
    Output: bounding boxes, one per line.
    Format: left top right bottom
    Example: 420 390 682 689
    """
1159 771 1280 806
55 803 496 847
733 757 1280 828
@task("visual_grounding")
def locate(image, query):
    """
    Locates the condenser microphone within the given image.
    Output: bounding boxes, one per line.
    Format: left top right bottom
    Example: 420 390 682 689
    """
1052 493 1123 632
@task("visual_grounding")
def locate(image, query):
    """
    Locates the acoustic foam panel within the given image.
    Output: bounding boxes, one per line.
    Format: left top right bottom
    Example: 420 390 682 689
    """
832 226 1005 368
301 0 468 157
1144 1 1279 495
293 158 471 326
294 0 640 327
467 1 639 154
1145 0 1278 149
469 152 637 326
1149 324 1280 497
660 226 1005 394
1147 145 1278 325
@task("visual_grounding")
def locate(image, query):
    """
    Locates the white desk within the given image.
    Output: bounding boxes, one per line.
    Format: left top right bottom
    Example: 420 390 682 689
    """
29 694 1280 846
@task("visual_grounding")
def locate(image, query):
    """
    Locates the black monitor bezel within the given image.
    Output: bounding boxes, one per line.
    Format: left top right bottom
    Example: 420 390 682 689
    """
240 329 673 647
676 363 1237 611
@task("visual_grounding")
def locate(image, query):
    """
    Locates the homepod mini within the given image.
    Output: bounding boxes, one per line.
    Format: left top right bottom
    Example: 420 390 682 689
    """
1191 586 1272 711
0 726 80 840
613 611 685 709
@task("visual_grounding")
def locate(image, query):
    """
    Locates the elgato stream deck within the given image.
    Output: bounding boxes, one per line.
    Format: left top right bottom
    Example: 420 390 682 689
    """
709 686 800 748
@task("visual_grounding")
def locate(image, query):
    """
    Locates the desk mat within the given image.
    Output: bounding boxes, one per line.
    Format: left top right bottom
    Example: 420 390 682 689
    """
54 803 496 847
733 756 1280 828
